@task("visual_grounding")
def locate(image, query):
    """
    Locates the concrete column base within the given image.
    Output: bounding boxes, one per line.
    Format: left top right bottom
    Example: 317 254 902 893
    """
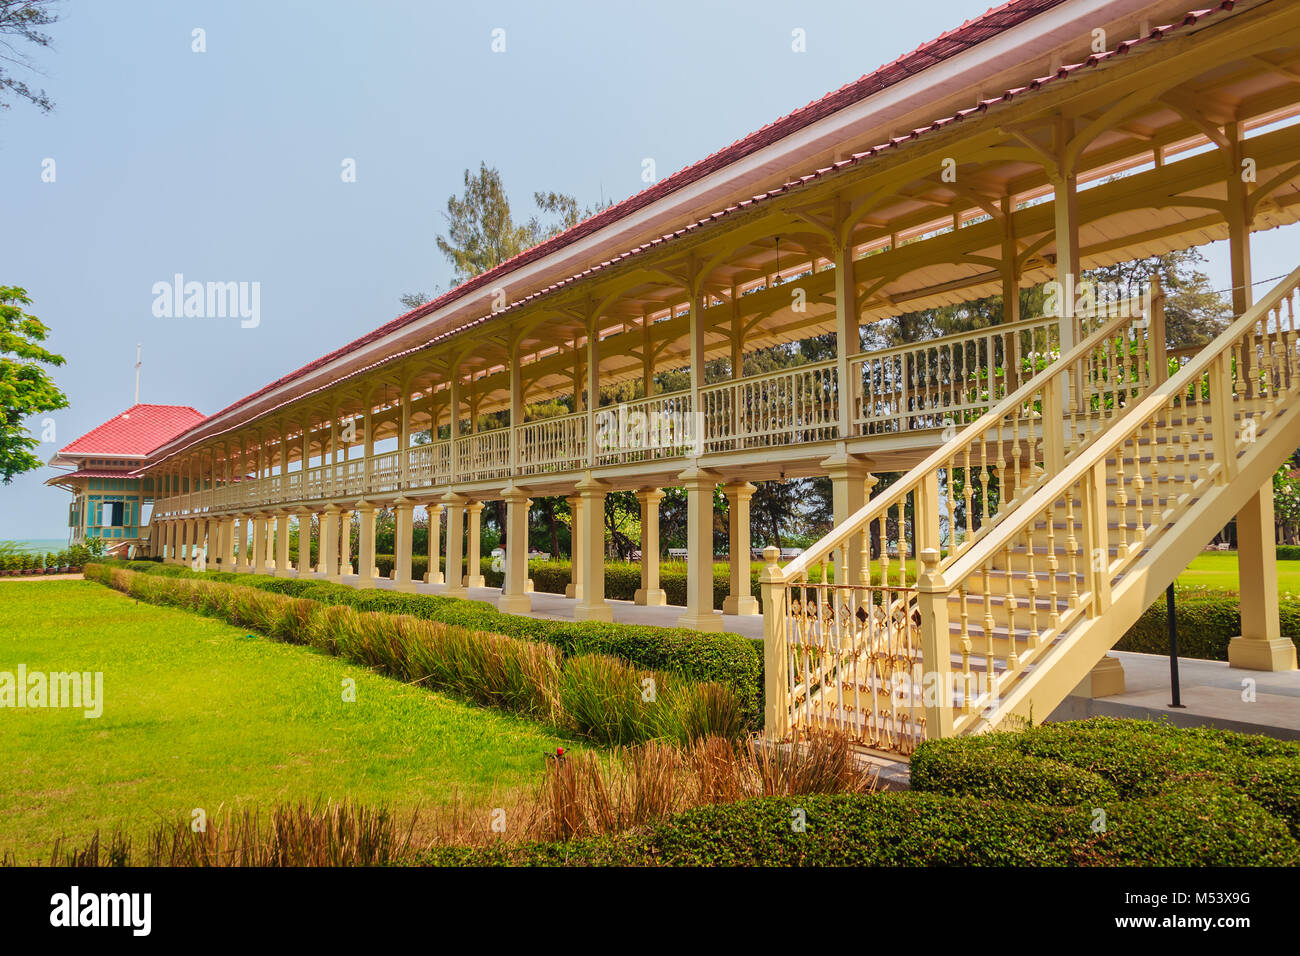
634 588 667 606
357 574 377 588
466 574 485 588
565 583 583 601
1071 653 1126 698
424 570 444 584
444 585 468 599
722 595 759 616
1228 636 1298 672
676 610 724 633
498 594 532 614
575 602 614 623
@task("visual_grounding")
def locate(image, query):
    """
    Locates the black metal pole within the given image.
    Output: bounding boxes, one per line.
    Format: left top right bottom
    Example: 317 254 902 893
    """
1167 583 1185 708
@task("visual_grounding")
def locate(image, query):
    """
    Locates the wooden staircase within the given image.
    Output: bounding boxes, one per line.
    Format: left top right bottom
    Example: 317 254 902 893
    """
761 268 1300 757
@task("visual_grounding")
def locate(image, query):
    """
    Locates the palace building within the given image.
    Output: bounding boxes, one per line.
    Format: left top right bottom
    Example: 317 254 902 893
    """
46 404 205 554
48 0 1300 754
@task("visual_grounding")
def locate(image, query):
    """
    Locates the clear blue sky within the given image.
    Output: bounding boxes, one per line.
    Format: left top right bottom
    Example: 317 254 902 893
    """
1 0 1295 539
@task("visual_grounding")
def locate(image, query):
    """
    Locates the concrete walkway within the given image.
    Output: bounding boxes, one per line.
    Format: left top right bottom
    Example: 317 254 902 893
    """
328 571 767 638
0 573 86 582
1050 650 1300 740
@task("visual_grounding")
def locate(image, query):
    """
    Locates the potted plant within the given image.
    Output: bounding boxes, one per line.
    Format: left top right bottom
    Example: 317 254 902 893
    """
67 544 89 574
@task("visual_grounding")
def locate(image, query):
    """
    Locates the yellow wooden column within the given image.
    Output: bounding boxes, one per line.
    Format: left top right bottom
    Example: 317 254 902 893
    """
319 505 340 581
564 492 583 601
499 484 532 614
220 515 236 569
192 519 208 571
677 465 722 632
235 516 249 570
393 496 416 592
760 545 790 738
296 508 314 575
442 493 467 597
822 451 873 585
275 510 292 576
833 207 857 439
424 501 444 584
356 500 377 587
574 474 612 622
634 487 666 606
251 513 268 574
722 481 759 615
1222 120 1295 672
337 507 353 575
464 501 485 588
1051 114 1080 355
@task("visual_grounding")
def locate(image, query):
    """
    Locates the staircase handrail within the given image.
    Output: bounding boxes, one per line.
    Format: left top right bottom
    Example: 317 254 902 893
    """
774 295 1155 584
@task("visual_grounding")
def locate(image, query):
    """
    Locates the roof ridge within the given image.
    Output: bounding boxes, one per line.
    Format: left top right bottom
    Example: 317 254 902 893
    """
194 0 1068 432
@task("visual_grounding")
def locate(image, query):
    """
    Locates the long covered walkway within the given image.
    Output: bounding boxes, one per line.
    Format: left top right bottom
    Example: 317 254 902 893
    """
131 0 1300 755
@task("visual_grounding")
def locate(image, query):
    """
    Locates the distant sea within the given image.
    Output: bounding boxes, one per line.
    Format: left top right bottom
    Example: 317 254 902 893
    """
4 538 68 554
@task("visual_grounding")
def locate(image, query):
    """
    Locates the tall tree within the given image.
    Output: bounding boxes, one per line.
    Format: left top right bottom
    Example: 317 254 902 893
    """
1 286 67 483
433 163 610 286
0 0 58 113
405 164 610 553
1087 248 1231 347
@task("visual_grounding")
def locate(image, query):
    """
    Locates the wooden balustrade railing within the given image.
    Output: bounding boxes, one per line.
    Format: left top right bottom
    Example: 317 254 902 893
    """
760 294 1159 750
932 268 1300 737
594 391 697 465
455 430 511 483
700 359 840 453
151 308 1155 520
516 411 588 475
851 313 1062 436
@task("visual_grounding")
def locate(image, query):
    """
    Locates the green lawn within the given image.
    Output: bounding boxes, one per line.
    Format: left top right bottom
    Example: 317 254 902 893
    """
0 580 580 857
1177 551 1300 595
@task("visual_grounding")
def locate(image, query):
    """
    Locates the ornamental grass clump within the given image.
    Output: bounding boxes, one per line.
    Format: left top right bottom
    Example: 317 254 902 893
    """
85 565 748 744
557 654 747 746
19 800 416 868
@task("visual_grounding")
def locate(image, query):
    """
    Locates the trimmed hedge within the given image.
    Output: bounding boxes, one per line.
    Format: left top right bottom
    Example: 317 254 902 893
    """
911 718 1300 836
1277 545 1300 561
95 560 765 728
1115 590 1300 661
423 719 1300 866
421 780 1298 867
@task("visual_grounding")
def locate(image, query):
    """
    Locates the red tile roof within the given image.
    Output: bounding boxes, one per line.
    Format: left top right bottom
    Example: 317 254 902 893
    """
154 0 1239 461
59 404 206 458
197 0 1072 426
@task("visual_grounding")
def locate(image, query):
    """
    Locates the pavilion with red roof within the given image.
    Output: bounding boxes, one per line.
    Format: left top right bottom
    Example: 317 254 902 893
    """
46 404 205 553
